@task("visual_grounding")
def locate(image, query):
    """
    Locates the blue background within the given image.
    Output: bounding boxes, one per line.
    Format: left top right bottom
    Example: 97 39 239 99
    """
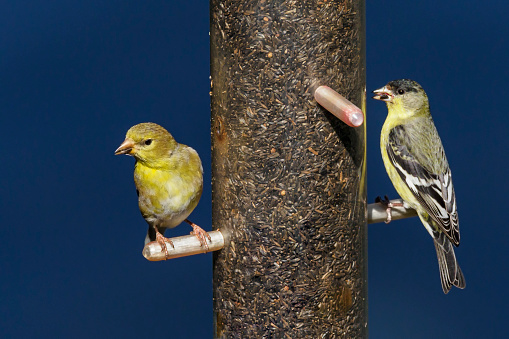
1 1 507 338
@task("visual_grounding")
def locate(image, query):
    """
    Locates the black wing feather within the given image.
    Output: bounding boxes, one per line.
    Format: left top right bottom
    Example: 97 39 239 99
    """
387 125 460 246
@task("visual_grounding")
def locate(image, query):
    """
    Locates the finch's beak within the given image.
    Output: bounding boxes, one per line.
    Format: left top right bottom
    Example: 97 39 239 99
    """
115 138 135 155
373 86 393 102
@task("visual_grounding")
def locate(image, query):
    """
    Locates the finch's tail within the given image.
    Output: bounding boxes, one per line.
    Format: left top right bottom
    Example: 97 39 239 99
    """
433 231 466 293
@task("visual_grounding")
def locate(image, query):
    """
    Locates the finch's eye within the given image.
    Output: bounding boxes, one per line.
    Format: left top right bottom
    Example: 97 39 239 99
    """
144 139 152 146
397 89 405 95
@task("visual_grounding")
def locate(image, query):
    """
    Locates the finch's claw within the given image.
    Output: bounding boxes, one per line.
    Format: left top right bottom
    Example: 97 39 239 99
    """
375 195 403 224
155 231 174 259
192 226 212 251
185 219 211 251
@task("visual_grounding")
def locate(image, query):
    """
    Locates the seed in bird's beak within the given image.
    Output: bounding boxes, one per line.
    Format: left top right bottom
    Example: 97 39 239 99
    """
372 86 393 102
115 139 135 155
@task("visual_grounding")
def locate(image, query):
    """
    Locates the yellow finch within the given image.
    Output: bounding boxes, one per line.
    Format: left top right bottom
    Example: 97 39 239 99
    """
115 122 210 257
373 79 465 293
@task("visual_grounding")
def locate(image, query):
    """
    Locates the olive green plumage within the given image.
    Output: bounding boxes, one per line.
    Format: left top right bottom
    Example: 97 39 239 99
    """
115 122 206 251
374 79 465 293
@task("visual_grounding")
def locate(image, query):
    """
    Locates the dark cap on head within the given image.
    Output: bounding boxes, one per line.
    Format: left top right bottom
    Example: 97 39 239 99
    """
386 79 423 93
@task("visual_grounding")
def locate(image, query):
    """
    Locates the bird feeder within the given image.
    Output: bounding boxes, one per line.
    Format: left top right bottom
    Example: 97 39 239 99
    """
211 0 367 337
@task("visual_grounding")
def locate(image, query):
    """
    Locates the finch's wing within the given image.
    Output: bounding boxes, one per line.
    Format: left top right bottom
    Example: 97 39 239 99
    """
387 125 460 246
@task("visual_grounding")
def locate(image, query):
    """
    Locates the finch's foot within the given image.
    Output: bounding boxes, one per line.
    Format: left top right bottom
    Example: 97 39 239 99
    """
375 195 403 224
155 229 174 259
185 219 211 251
